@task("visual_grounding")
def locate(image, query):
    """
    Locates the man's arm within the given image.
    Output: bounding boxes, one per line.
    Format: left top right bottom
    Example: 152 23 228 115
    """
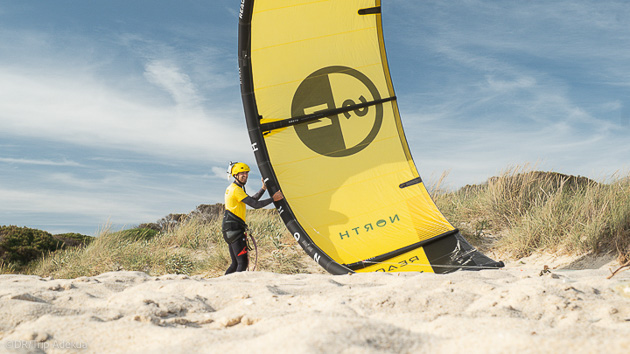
250 188 265 201
242 196 273 209
242 189 284 209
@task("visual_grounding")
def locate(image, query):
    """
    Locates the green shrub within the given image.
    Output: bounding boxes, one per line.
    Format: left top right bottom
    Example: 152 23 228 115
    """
0 226 62 266
53 233 94 248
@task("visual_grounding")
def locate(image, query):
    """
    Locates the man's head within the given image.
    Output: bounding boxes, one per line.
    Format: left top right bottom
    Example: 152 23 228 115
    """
230 162 250 184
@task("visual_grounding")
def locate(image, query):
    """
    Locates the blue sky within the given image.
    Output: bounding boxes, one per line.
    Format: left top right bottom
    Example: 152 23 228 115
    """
1 0 629 236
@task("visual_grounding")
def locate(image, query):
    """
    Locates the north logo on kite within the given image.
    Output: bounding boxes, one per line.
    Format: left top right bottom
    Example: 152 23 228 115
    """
291 66 383 157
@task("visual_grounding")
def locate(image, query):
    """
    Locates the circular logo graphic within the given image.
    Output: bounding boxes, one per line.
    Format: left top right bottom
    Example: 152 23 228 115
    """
291 66 383 157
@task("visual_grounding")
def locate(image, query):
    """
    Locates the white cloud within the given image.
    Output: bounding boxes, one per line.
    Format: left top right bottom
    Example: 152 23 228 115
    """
45 172 130 190
0 157 80 167
143 60 202 109
0 187 157 223
210 166 229 181
0 66 250 163
485 75 536 92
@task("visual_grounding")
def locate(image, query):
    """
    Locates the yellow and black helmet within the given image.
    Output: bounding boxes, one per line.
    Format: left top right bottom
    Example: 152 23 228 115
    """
228 162 250 177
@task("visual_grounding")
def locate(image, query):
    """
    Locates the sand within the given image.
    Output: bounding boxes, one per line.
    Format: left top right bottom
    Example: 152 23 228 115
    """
1 255 629 353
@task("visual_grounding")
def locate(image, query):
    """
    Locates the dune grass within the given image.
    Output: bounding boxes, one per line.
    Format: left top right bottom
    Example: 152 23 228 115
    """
0 260 16 274
434 165 630 262
7 166 629 278
27 209 313 279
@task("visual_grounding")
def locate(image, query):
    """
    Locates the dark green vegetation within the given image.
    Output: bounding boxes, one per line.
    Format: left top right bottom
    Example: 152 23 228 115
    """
0 226 93 272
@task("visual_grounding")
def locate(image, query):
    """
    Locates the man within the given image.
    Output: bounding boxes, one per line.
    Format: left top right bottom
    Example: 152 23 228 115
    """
223 162 283 274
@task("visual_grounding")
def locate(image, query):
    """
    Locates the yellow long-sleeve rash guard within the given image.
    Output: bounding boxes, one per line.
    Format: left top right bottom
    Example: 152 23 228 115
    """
224 182 273 223
225 182 249 222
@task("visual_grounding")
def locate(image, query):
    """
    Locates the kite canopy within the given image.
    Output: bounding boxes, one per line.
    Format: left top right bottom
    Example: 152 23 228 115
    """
238 0 503 274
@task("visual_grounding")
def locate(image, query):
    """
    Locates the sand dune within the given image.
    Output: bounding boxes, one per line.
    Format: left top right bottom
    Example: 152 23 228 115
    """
1 256 629 353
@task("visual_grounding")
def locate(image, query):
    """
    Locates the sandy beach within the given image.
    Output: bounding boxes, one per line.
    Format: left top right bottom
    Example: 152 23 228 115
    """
1 255 629 354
